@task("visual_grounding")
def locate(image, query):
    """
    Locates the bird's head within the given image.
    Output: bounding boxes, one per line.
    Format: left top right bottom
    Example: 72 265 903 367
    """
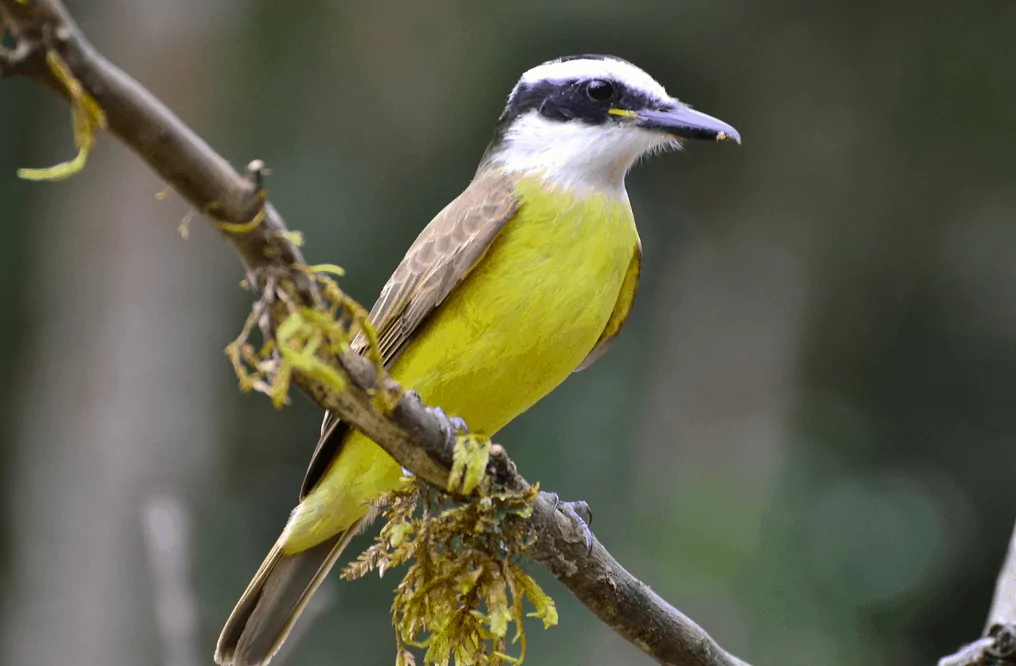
481 55 740 197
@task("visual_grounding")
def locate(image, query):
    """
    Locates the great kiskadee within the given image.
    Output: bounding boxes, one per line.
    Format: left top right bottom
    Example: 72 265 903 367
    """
215 54 739 666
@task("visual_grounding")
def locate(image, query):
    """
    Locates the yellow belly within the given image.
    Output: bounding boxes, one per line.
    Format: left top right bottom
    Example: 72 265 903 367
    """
281 176 639 553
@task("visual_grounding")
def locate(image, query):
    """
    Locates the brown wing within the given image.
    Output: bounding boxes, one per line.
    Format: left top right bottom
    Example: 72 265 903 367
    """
574 240 642 372
298 170 521 499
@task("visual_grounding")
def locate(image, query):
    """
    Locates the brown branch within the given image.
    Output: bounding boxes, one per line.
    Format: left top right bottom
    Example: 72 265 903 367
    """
0 2 753 665
939 520 1016 666
497 452 751 666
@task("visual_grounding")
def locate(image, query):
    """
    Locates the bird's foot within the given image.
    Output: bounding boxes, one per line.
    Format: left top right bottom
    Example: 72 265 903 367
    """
425 403 470 453
400 394 472 476
547 493 595 554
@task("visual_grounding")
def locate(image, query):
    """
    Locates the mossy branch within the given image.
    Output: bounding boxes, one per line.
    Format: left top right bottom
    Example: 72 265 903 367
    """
0 2 761 665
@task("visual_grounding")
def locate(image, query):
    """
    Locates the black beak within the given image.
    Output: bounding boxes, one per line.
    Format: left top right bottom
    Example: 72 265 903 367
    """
636 104 741 144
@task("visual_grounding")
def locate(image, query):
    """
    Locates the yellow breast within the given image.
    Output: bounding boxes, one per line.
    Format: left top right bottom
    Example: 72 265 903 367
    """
282 173 639 551
391 174 639 434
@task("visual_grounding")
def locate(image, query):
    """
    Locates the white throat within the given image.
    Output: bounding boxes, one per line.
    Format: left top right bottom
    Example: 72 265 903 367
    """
486 112 672 200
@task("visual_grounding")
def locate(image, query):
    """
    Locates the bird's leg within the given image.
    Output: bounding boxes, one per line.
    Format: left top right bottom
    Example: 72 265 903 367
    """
564 499 593 529
429 406 470 438
546 492 595 554
424 401 470 450
398 391 471 477
401 390 470 459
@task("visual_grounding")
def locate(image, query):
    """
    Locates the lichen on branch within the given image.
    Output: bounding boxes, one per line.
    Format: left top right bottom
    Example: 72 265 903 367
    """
17 48 106 181
343 480 556 666
225 264 394 411
448 434 493 496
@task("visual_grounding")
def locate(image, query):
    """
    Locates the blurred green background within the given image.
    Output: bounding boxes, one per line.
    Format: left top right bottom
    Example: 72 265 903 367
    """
2 1 1015 665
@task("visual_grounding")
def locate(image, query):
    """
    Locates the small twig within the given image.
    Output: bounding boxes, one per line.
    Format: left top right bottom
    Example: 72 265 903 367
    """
987 522 1016 635
939 638 998 666
939 520 1016 666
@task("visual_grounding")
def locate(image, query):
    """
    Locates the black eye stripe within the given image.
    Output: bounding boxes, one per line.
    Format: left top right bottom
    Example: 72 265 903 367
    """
499 78 659 127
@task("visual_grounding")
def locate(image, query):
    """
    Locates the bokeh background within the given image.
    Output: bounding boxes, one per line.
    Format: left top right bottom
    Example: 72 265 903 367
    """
2 1 1015 665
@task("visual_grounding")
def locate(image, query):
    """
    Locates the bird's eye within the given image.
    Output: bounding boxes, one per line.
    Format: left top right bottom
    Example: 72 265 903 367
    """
585 80 615 103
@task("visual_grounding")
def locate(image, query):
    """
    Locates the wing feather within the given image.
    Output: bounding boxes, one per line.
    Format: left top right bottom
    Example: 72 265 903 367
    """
299 171 521 499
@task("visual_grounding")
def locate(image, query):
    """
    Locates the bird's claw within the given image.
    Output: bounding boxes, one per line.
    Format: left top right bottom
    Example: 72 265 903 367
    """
548 493 595 554
425 404 470 452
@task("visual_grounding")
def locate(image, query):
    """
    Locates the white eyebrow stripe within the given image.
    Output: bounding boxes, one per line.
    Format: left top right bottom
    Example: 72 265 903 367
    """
518 57 671 103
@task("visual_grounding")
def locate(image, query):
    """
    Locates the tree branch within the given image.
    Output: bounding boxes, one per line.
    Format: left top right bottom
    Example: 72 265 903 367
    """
938 520 1016 666
0 2 752 665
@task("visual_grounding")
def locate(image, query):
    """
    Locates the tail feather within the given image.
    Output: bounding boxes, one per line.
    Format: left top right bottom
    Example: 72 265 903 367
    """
215 522 362 666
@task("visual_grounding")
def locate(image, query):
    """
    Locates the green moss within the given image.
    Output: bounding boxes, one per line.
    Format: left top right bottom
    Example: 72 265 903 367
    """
226 267 394 409
17 50 106 181
344 481 557 666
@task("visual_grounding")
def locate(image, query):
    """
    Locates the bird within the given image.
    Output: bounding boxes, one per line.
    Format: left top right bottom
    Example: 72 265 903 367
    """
214 54 740 666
